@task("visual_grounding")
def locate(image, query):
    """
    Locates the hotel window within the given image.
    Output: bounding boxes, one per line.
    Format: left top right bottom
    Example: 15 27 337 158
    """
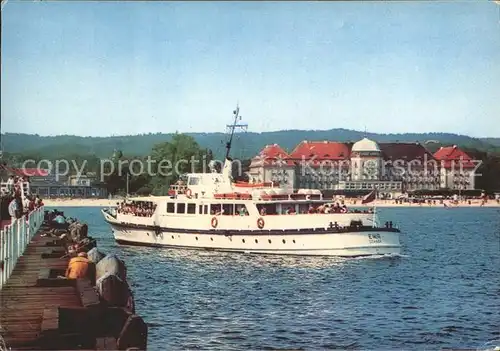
187 203 196 214
177 203 186 214
167 203 175 213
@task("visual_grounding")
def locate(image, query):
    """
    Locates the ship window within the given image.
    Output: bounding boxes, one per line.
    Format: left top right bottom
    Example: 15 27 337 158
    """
177 203 186 214
257 204 277 215
187 203 196 214
199 204 209 214
235 204 249 216
222 204 234 215
166 203 175 213
210 204 222 215
188 177 200 186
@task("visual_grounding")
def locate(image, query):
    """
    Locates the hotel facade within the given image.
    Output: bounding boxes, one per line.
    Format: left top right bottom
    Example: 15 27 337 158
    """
248 137 477 196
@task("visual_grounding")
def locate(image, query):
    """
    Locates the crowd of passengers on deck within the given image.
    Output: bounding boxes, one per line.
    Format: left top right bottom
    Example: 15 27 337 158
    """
206 202 375 216
256 203 372 215
117 201 157 217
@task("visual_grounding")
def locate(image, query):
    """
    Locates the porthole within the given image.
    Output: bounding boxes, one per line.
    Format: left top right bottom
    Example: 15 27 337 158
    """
242 239 245 243
282 239 286 244
255 239 258 243
171 235 174 239
268 239 272 244
210 237 214 241
196 237 198 241
293 239 296 244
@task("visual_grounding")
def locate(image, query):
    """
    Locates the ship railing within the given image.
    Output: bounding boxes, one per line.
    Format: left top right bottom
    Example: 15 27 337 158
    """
0 206 44 290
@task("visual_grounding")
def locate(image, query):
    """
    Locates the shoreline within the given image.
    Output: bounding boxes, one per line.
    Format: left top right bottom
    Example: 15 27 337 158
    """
42 198 500 208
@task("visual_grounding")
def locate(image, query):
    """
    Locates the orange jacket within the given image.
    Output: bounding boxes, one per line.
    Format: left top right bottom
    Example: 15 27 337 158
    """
66 256 90 279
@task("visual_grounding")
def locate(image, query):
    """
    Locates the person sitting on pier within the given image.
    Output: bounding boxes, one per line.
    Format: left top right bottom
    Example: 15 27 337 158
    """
65 252 91 280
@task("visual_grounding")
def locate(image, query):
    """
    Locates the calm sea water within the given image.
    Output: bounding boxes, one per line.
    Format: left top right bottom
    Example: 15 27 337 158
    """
48 206 500 350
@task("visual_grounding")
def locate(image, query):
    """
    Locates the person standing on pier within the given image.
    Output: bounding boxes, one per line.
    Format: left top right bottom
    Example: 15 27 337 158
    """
8 194 22 219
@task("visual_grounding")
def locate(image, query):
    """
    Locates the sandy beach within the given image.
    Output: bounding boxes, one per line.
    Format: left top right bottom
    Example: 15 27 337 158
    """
42 198 500 208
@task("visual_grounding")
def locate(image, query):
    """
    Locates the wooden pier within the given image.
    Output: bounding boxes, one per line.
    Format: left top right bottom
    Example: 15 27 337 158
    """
0 209 147 350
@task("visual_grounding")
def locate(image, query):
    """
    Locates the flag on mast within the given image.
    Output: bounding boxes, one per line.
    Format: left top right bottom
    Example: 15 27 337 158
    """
362 189 377 204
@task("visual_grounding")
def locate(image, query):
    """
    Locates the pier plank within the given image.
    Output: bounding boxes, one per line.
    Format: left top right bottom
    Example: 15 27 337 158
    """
0 228 84 350
1 216 147 350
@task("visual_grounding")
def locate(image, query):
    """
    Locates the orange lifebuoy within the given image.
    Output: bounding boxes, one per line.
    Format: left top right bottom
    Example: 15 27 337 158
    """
257 217 265 229
186 188 192 198
211 216 218 228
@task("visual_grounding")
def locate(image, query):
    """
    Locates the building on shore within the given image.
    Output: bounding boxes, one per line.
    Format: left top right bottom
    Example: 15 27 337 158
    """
248 137 477 196
0 165 108 198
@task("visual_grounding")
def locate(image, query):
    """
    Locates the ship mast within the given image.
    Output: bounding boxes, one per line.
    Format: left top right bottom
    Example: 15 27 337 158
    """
225 105 247 160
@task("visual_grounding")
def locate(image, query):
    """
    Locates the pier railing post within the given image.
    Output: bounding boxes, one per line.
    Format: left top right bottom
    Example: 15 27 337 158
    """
16 218 21 263
8 223 12 278
0 208 45 290
0 229 4 288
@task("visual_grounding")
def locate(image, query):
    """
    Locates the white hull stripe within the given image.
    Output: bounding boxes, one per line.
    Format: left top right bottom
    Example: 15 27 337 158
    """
105 219 400 236
115 238 400 251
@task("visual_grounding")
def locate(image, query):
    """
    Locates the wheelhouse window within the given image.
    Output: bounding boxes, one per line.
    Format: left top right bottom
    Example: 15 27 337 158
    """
187 203 196 214
167 202 175 213
188 177 200 186
177 203 186 214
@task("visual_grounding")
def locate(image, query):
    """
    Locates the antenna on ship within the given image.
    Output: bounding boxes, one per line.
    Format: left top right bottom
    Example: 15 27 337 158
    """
224 104 247 160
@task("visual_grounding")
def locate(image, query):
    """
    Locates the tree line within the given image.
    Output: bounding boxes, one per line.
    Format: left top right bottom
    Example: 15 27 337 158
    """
1 133 499 194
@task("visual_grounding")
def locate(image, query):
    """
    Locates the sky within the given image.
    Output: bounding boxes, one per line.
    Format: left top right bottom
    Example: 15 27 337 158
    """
1 1 499 138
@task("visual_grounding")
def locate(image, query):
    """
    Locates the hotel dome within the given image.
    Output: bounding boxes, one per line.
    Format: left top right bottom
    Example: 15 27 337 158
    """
351 137 381 153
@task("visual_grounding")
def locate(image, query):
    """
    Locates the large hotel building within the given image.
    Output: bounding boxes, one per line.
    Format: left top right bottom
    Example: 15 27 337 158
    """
248 137 477 195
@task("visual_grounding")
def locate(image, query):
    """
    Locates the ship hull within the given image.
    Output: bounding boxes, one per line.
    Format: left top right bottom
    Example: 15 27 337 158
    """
104 214 401 257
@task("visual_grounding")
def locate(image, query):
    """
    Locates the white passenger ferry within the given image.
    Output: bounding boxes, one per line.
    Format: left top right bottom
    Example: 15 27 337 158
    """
102 108 402 257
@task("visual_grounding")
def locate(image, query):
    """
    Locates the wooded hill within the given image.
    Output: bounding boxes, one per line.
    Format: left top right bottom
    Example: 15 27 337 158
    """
2 130 499 160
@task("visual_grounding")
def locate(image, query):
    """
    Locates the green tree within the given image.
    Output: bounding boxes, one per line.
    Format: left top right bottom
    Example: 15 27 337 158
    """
149 133 211 195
